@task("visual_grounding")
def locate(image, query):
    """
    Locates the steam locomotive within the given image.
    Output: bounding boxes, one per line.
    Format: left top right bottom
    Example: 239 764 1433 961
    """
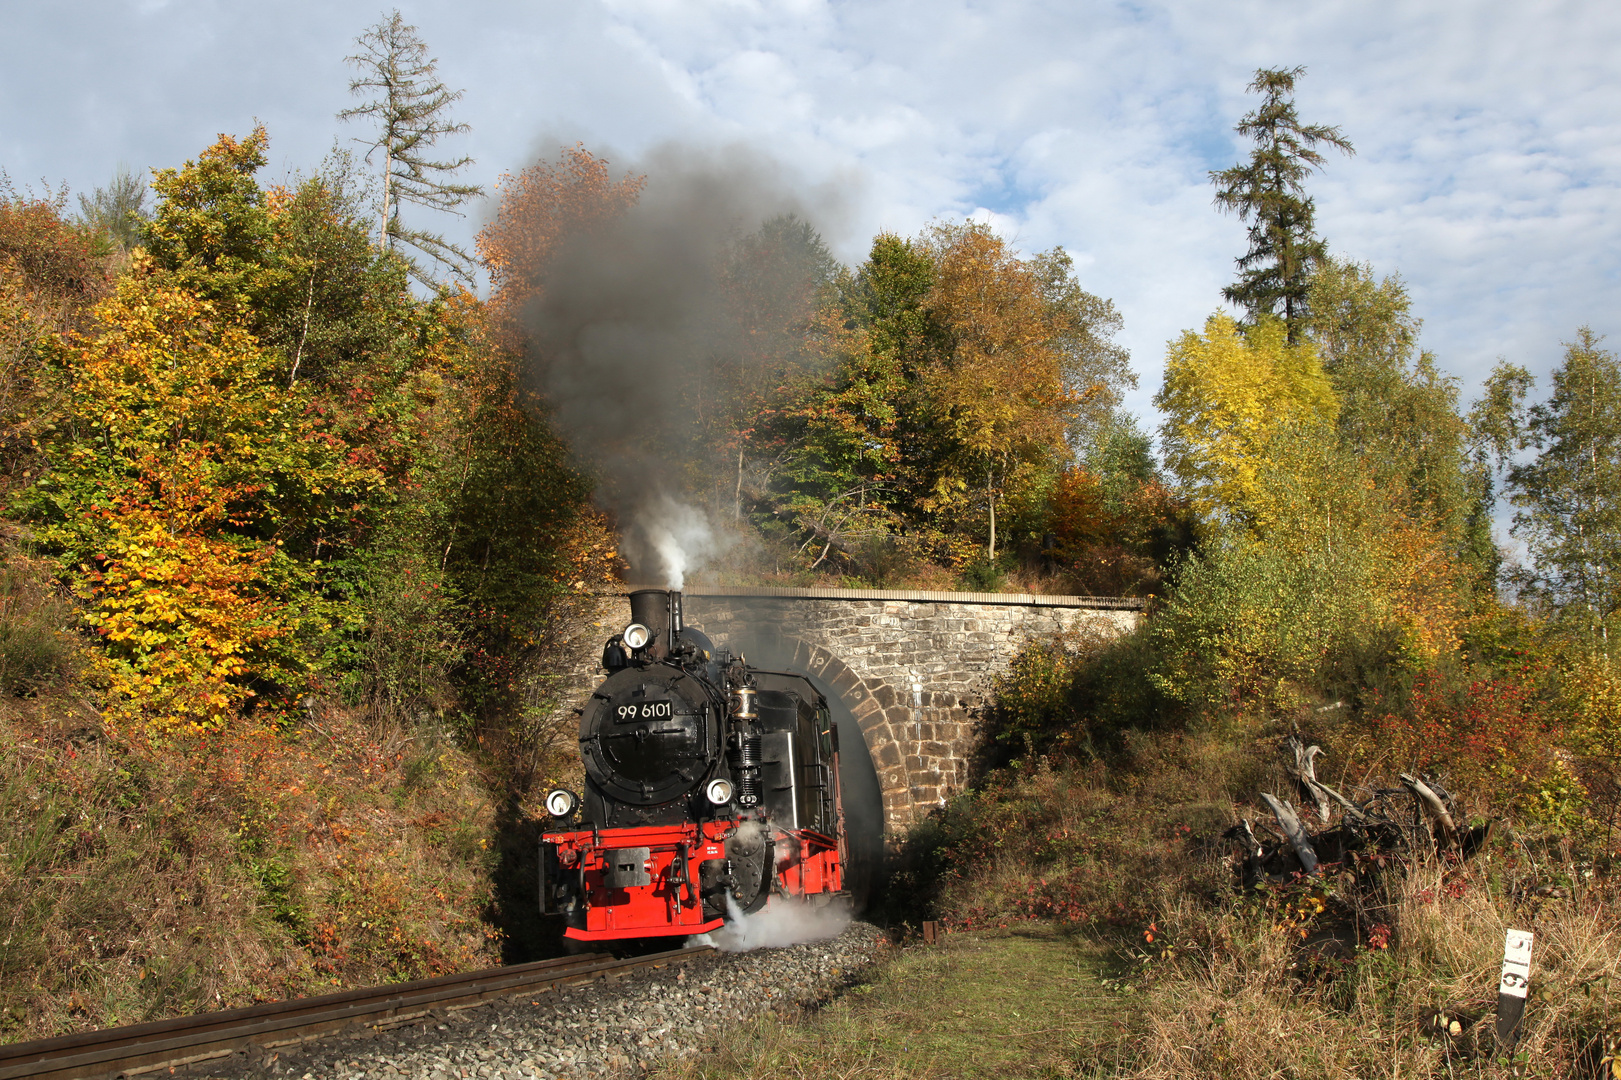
540 589 848 942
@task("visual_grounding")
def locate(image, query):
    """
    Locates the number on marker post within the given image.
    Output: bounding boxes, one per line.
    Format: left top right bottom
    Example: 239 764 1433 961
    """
1495 927 1534 1052
1500 928 1533 999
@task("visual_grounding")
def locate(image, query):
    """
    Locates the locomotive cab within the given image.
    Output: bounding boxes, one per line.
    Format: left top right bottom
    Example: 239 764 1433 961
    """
540 589 847 943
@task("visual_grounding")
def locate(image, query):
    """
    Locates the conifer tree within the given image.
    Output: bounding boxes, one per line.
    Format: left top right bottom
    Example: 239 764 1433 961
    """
340 10 482 288
1211 67 1353 341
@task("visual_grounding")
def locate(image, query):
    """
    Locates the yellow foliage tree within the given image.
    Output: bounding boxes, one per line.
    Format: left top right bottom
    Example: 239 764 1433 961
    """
1155 313 1338 528
920 222 1085 558
38 265 381 731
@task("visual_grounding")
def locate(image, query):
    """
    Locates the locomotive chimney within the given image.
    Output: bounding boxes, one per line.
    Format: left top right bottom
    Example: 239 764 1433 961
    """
628 589 674 660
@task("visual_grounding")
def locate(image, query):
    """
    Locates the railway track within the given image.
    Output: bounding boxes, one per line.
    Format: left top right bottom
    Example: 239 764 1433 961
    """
0 944 712 1080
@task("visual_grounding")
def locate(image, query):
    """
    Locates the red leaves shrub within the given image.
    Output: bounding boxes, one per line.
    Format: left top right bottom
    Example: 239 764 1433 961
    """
0 191 109 316
1364 672 1563 812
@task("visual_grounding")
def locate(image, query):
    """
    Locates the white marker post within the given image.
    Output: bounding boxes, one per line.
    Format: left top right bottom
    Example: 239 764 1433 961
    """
1495 928 1534 1052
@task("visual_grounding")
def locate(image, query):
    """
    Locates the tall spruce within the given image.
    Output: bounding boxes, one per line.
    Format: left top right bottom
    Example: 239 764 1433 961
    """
1211 67 1353 342
340 10 482 288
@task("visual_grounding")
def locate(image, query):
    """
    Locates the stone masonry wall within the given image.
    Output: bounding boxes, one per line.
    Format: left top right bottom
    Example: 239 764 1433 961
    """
544 588 1143 837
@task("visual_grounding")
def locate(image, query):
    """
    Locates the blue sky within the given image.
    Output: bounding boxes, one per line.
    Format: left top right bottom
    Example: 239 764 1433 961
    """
4 0 1618 455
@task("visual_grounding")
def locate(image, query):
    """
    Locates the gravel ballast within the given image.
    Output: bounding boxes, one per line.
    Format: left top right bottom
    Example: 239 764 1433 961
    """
189 921 886 1080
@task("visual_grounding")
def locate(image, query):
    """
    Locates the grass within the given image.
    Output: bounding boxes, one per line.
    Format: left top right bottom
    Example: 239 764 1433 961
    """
665 720 1621 1080
660 923 1132 1080
0 544 75 694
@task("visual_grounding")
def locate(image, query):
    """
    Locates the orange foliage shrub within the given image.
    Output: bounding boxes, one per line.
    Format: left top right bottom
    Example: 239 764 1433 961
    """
83 462 287 730
1048 468 1117 555
39 270 379 731
1046 468 1192 596
0 190 110 321
0 191 111 494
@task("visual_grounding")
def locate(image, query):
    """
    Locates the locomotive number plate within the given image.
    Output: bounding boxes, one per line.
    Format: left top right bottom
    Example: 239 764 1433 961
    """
617 700 672 721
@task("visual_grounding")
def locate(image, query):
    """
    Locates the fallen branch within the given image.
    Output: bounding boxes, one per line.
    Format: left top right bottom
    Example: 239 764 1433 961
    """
1222 742 1488 887
1260 793 1319 875
1400 772 1459 846
1283 736 1331 823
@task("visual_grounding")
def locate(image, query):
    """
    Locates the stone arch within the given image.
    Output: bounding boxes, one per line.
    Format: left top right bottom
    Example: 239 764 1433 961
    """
561 587 1143 841
697 626 974 839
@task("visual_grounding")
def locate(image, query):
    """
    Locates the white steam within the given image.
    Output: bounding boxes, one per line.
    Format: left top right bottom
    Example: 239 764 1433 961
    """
621 494 731 591
697 892 851 953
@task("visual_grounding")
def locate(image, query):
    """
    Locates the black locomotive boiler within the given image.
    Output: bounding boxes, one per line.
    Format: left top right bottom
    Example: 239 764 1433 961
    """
540 589 848 942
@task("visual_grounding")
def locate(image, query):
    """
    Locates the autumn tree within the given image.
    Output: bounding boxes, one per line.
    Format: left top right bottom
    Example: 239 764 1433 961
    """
832 229 940 495
477 144 644 352
1307 256 1494 584
916 222 1135 563
26 271 378 730
756 223 1130 575
14 129 604 735
143 126 280 311
1044 417 1194 597
341 9 483 287
918 222 1082 559
0 182 110 324
1479 329 1621 638
143 131 433 402
1155 313 1338 528
1144 457 1467 715
704 214 846 525
1211 67 1353 341
1076 411 1156 516
1026 246 1132 439
1149 314 1470 714
756 232 928 570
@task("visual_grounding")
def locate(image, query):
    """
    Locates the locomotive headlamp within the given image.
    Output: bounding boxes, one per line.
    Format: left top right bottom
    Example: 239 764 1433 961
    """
545 789 579 818
705 778 735 805
622 622 652 650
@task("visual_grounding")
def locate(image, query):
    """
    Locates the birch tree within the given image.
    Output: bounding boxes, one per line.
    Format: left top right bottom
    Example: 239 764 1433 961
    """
1480 329 1621 637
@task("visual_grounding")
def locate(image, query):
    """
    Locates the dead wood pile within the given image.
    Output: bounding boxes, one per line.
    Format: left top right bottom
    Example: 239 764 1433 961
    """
1224 735 1495 888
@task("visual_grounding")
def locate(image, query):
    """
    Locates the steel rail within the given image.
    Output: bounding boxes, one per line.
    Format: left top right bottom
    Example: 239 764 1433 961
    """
0 944 713 1080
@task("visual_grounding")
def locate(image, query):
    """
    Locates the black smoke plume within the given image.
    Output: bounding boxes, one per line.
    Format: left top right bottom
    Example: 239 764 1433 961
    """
519 143 842 587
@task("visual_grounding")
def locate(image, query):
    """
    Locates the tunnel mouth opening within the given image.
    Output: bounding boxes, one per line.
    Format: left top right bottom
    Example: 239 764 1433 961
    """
714 639 888 914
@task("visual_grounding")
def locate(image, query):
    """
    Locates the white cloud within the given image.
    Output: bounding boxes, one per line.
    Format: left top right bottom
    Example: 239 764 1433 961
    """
5 0 1619 460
